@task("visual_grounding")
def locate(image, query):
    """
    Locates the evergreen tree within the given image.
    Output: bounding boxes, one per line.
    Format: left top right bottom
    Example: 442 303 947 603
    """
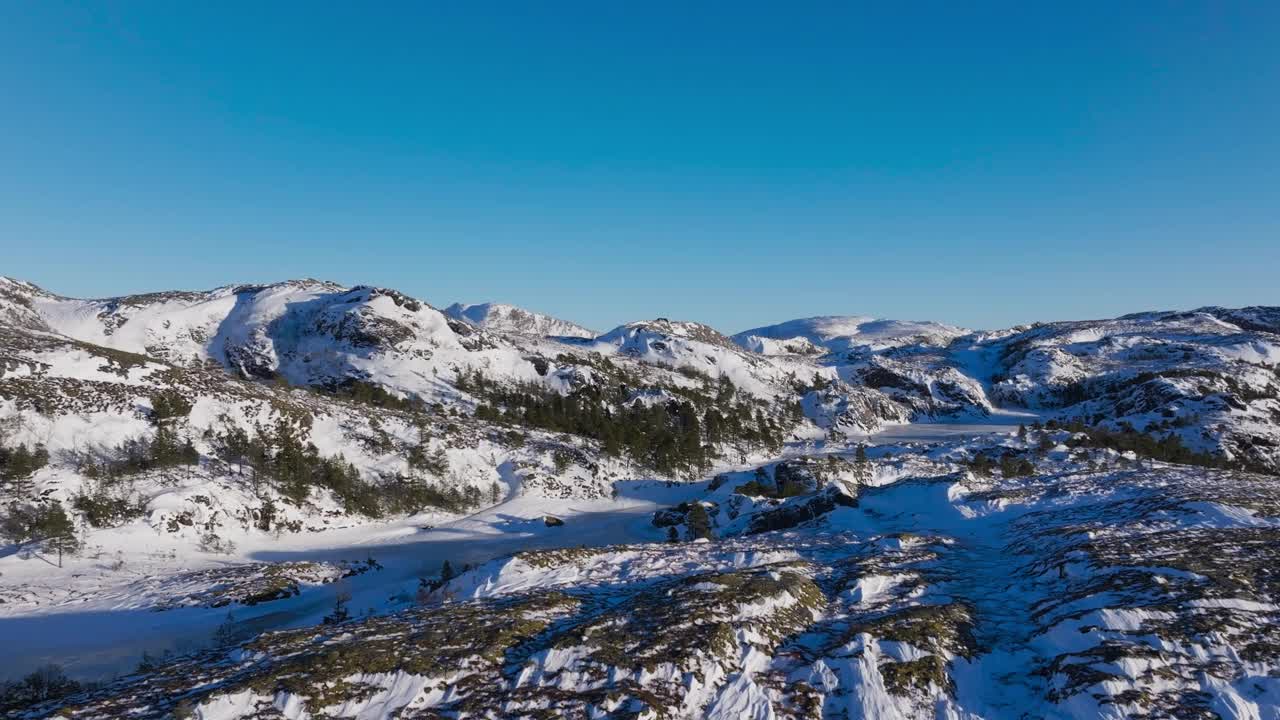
423 447 449 476
0 501 79 566
0 444 50 481
42 503 80 567
703 409 723 444
149 390 193 425
684 503 713 540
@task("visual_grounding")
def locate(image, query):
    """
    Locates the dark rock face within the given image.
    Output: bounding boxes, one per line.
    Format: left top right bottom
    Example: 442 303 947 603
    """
651 501 721 528
746 484 858 535
859 366 928 394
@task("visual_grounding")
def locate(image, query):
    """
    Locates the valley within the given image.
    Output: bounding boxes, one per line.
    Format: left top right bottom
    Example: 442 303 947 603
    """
1 276 1278 718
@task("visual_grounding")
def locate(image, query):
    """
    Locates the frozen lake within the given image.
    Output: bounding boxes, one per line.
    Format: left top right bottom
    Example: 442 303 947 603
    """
1 418 1032 681
869 421 1021 443
0 481 699 681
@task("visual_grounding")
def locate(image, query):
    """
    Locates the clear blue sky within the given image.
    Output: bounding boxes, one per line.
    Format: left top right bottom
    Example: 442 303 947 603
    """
2 2 1277 332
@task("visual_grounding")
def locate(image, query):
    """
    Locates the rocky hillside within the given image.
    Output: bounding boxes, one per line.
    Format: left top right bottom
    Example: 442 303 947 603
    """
729 306 1280 472
16 428 1280 719
444 301 596 339
2 276 1279 718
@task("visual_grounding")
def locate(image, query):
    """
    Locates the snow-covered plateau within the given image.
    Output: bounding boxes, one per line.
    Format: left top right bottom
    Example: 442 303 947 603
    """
1 276 1278 718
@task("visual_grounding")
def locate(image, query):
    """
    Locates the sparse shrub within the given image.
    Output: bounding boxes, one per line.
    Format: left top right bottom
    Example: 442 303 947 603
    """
135 649 172 673
999 455 1036 478
197 531 236 555
415 577 433 604
314 379 425 412
322 588 352 625
552 449 574 474
734 480 775 497
0 664 85 714
211 611 240 647
1037 433 1054 452
72 482 147 528
965 454 996 477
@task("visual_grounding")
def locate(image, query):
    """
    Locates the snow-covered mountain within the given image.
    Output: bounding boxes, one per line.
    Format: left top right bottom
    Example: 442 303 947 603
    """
11 279 545 396
3 274 1277 478
444 301 595 339
3 276 1280 719
977 309 1280 470
734 315 969 355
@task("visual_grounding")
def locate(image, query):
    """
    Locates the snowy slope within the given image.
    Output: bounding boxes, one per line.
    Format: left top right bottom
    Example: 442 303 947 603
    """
590 318 795 397
444 301 595 339
17 430 1280 720
733 315 969 355
980 309 1280 469
8 280 559 403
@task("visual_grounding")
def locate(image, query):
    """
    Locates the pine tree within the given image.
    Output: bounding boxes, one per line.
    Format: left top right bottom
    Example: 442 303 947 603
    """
149 390 193 425
424 447 449 477
703 409 723 444
322 589 351 625
39 502 79 567
685 503 713 540
0 444 49 481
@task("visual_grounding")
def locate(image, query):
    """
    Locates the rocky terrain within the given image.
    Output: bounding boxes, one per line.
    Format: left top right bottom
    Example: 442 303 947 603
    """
1 275 1278 718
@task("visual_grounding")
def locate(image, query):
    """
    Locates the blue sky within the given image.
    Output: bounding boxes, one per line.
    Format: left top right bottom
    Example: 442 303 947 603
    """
2 2 1277 332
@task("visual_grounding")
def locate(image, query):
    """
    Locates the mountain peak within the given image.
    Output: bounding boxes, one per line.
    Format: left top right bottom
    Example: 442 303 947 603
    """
444 301 595 338
733 315 969 355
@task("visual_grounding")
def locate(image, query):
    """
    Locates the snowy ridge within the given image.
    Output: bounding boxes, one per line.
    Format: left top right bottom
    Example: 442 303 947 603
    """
15 280 548 398
981 309 1280 469
733 315 970 355
444 301 595 339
